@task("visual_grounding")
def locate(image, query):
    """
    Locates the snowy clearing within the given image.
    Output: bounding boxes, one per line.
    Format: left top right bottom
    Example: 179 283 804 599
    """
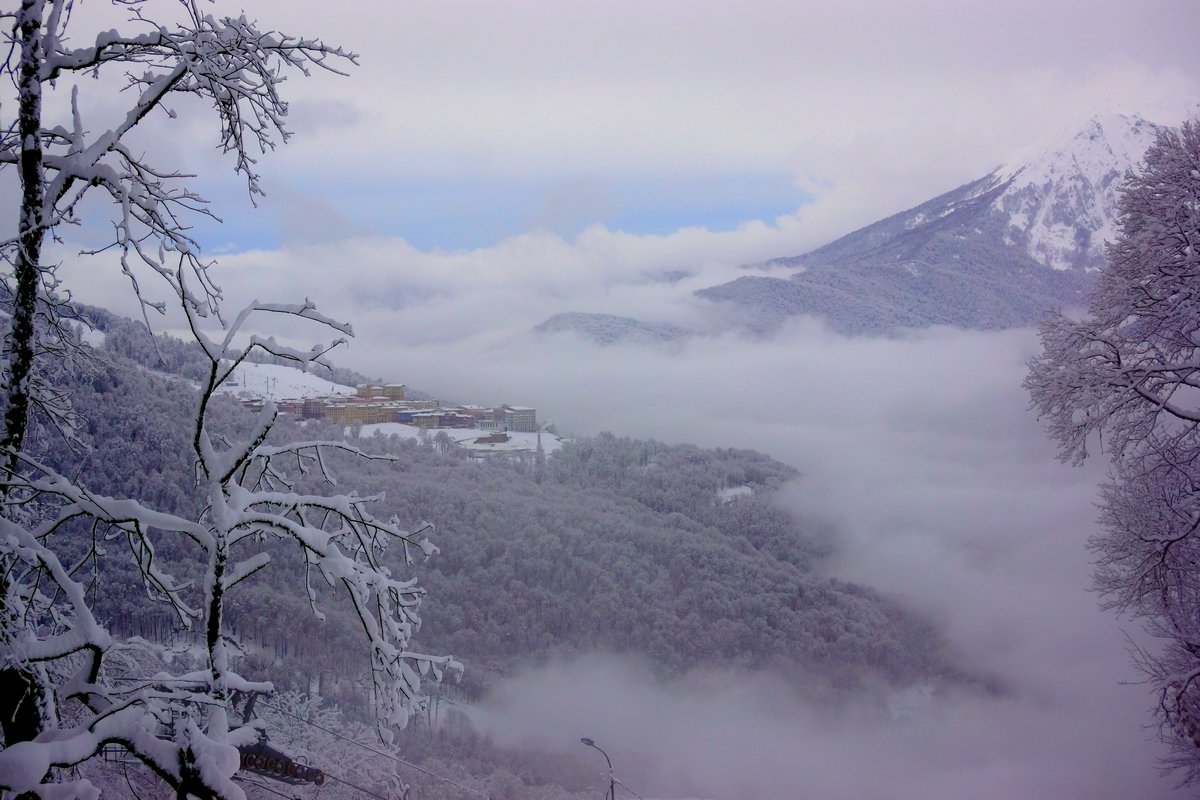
214 362 356 401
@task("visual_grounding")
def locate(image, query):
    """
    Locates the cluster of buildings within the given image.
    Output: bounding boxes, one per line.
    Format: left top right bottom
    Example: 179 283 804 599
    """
241 383 540 433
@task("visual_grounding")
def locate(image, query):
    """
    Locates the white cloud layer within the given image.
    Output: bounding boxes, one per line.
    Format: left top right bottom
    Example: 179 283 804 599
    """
458 324 1181 799
62 223 1186 794
53 210 1191 794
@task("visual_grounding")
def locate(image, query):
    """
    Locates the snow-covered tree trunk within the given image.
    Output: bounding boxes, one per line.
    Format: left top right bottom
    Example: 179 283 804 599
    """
0 1 52 754
2 0 47 480
2 0 359 465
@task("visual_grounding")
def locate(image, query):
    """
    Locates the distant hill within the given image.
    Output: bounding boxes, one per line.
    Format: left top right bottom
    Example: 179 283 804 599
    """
696 113 1165 335
77 302 378 390
533 311 691 345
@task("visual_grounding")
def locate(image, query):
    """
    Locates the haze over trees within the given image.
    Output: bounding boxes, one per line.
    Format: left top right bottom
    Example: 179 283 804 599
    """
0 299 962 797
1026 121 1200 783
34 312 951 699
1 4 938 796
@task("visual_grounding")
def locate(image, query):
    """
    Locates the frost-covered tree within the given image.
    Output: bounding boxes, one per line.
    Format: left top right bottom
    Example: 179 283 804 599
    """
1026 120 1200 783
0 0 351 749
0 3 460 797
0 298 460 798
0 0 353 474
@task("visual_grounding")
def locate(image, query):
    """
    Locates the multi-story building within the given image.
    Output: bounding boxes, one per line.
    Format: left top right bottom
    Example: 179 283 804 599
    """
302 398 325 419
455 405 492 424
356 383 407 401
396 399 439 412
236 382 546 439
324 402 392 426
277 399 304 416
502 405 537 432
411 412 443 429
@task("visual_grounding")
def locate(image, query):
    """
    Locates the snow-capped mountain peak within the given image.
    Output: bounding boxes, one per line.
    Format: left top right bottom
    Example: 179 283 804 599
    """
996 112 1160 188
992 113 1165 270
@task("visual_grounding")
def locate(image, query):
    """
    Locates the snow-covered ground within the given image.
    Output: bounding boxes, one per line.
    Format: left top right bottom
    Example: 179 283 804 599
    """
215 362 356 401
79 326 106 348
68 320 106 348
360 422 564 454
716 484 753 504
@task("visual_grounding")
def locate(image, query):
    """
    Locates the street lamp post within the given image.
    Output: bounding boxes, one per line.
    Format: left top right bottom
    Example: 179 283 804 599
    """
580 737 614 800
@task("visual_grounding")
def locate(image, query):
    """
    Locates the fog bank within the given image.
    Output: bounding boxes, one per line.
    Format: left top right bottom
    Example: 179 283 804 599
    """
447 322 1180 799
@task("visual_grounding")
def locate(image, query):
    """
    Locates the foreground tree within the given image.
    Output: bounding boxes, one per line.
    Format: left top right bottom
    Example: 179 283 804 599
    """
0 3 460 796
1026 120 1200 783
0 299 459 797
1 0 353 473
0 0 351 750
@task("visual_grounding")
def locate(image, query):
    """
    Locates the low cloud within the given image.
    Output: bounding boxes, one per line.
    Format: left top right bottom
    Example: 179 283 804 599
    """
18 3 1200 795
478 651 1166 800
53 189 1187 799
337 273 1176 796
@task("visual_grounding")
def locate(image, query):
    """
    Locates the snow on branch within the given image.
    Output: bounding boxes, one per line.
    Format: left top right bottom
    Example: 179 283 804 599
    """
184 296 459 741
0 293 458 796
1 0 358 326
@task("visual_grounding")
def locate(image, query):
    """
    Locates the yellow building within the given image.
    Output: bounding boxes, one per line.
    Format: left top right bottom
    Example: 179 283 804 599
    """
324 403 392 426
356 383 407 401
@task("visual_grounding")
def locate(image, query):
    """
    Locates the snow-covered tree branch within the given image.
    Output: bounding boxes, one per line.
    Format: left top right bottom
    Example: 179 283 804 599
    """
0 299 460 798
1 0 357 477
1 4 459 797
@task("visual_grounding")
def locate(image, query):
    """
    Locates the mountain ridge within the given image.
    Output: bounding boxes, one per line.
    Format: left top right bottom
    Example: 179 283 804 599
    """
533 311 692 345
695 112 1166 335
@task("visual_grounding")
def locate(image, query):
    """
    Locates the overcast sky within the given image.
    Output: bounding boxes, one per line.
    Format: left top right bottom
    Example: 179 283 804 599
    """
42 0 1200 343
224 0 1200 252
53 0 1200 256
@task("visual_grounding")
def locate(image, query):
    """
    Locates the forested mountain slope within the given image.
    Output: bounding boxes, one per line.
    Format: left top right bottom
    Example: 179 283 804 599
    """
42 311 955 710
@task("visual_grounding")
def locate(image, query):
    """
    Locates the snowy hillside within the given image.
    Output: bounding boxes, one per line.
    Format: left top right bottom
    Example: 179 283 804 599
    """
70 320 107 348
215 362 356 401
696 113 1166 335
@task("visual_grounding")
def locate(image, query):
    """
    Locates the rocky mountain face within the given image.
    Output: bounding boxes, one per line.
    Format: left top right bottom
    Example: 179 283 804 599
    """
696 113 1166 335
